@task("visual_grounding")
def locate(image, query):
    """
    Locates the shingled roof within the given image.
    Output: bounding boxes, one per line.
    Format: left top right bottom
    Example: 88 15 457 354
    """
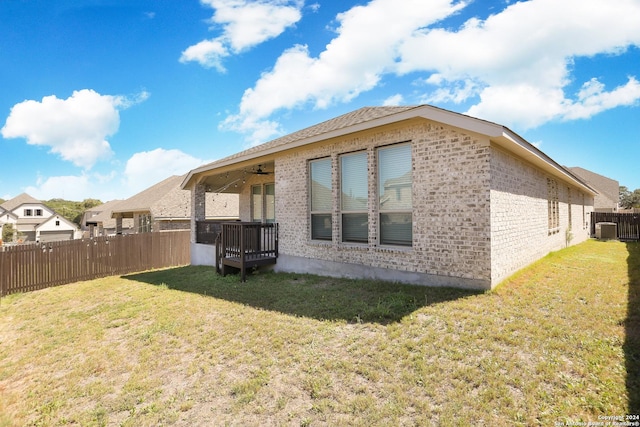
183 106 419 184
568 167 619 209
182 105 596 196
0 193 41 212
112 174 238 220
112 175 186 218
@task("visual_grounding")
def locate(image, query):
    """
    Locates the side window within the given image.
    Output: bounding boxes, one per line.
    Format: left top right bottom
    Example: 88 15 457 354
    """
567 187 572 229
547 178 559 234
378 143 412 246
340 152 368 243
310 158 332 240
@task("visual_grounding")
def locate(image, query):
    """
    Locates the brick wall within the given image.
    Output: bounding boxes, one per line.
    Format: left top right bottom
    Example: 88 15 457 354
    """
489 147 594 285
230 118 593 288
271 118 493 286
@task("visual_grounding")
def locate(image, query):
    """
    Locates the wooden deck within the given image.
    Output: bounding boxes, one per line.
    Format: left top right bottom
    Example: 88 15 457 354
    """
215 222 278 281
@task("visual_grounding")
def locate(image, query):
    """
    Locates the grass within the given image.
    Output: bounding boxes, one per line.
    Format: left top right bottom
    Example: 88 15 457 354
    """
0 239 637 426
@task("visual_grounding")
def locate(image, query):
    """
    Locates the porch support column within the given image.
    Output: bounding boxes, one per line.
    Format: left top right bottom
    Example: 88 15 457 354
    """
115 214 123 235
191 182 206 243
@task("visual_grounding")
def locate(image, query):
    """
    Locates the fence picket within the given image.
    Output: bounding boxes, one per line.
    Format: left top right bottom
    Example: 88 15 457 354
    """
0 231 190 296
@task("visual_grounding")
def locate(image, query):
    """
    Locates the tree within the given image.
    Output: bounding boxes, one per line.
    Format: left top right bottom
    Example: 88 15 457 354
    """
82 198 102 209
2 223 15 242
44 198 103 227
620 186 640 209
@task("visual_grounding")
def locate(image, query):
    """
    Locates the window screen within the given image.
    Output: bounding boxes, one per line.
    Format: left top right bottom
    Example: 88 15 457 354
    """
310 158 332 240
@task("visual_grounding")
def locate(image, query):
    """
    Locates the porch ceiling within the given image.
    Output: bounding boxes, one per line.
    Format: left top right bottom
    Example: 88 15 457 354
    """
199 161 275 194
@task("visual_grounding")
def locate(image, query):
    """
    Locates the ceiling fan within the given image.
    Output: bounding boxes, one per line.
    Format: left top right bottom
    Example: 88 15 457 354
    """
252 164 271 175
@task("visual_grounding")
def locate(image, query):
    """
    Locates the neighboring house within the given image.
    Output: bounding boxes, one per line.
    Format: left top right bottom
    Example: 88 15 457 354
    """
104 174 238 235
0 193 80 243
182 105 596 290
83 199 130 237
568 167 620 212
0 206 18 227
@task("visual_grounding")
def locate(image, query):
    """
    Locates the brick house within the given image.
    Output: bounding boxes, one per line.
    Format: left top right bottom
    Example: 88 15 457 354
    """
568 167 620 212
87 175 239 237
182 105 596 289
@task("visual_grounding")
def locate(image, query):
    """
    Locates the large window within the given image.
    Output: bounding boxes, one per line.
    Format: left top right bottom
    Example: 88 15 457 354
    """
378 143 412 246
340 152 368 243
310 158 332 240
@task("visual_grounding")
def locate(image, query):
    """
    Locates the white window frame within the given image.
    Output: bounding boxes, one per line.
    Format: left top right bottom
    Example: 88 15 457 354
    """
339 151 368 244
309 158 332 241
377 142 413 247
251 183 275 223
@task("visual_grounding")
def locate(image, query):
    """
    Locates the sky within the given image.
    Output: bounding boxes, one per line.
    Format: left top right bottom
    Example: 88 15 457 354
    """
1 0 639 203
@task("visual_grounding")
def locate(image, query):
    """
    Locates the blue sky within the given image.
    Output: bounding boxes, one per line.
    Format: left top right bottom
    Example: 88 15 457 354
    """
1 0 639 202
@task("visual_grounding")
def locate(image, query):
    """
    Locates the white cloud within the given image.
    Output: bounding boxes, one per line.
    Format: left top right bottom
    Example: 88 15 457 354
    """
398 0 640 128
18 148 209 202
383 94 404 106
24 175 94 202
563 77 640 120
225 0 640 141
123 148 208 194
223 0 464 142
180 39 229 72
180 0 303 70
1 89 148 169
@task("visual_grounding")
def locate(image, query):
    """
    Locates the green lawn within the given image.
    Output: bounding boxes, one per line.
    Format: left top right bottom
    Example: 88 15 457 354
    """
0 239 638 426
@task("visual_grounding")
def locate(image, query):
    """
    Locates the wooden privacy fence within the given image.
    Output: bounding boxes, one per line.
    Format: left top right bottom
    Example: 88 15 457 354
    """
591 212 640 241
0 231 190 296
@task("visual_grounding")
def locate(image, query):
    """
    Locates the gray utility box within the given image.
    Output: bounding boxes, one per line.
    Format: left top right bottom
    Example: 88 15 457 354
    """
595 222 617 240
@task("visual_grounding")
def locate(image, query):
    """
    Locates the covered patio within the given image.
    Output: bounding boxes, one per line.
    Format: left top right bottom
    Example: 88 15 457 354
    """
188 160 278 281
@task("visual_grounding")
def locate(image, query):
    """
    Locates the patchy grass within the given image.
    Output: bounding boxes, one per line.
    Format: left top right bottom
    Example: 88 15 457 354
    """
0 239 637 426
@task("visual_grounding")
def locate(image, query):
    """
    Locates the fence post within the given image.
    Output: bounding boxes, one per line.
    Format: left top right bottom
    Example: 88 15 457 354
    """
0 248 5 298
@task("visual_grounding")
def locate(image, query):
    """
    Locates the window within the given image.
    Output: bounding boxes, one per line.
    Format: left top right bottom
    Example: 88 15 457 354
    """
340 152 368 243
310 158 332 240
251 185 263 221
582 193 587 229
252 183 275 223
35 209 43 216
265 183 275 223
378 143 412 246
567 187 572 229
24 209 32 216
547 178 559 233
138 214 152 233
55 220 60 226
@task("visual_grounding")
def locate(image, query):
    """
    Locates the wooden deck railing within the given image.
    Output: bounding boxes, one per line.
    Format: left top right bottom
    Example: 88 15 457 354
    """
219 222 278 281
195 220 227 244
